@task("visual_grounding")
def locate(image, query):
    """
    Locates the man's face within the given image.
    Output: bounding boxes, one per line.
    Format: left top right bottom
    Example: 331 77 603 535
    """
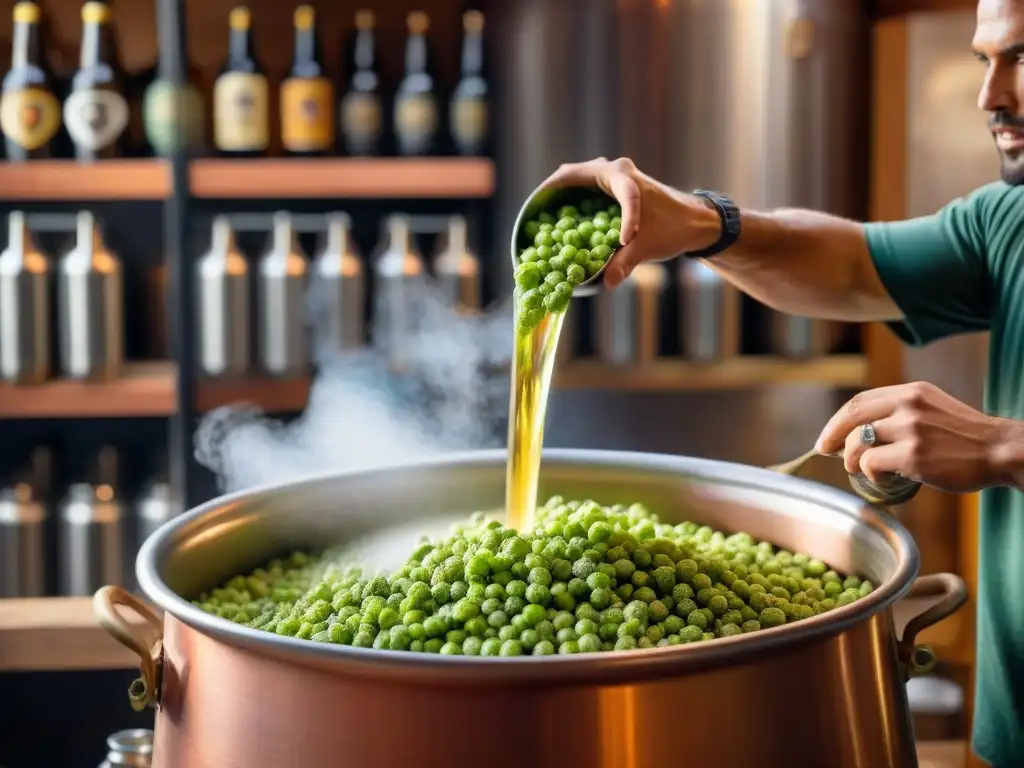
975 0 1024 184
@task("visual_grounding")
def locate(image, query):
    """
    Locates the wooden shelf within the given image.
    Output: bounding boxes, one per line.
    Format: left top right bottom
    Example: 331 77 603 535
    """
190 157 496 199
555 355 868 392
0 362 177 419
0 357 868 419
0 596 149 672
0 160 171 202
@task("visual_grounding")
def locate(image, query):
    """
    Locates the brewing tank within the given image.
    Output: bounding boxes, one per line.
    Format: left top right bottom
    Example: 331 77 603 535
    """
487 0 869 293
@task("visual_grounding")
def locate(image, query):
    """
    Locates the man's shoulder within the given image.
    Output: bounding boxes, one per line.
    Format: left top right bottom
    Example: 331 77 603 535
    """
958 180 1024 214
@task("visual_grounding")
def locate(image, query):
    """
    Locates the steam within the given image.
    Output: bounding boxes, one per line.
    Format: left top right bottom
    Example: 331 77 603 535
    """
194 278 515 495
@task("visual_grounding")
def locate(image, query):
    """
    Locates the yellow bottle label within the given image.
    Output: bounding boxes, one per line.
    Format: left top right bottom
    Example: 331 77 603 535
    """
281 76 335 152
0 87 61 150
214 72 269 152
451 97 487 151
395 94 437 154
340 92 381 152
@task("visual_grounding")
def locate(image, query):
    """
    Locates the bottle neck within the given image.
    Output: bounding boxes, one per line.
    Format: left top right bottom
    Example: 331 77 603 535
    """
354 27 375 72
211 216 234 255
326 215 351 253
460 31 482 78
404 33 427 76
448 219 468 254
293 26 317 69
227 26 254 67
11 19 40 69
386 219 412 252
272 217 295 253
7 212 27 255
79 19 109 69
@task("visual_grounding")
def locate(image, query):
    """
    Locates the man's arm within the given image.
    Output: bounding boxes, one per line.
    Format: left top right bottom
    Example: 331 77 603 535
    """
690 204 899 322
541 158 992 334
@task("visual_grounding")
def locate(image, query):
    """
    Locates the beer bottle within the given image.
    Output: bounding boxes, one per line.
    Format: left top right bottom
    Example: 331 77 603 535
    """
393 12 440 157
214 6 268 157
338 10 383 157
0 1 61 161
450 11 488 157
280 5 334 156
64 1 129 161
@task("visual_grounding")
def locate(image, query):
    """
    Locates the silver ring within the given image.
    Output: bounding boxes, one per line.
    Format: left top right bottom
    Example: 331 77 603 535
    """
859 423 877 447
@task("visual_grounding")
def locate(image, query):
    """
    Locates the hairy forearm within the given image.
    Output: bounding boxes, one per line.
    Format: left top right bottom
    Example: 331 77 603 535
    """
694 204 902 322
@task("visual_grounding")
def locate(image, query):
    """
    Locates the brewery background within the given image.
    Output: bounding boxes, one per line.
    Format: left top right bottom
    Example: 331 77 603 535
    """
0 0 992 766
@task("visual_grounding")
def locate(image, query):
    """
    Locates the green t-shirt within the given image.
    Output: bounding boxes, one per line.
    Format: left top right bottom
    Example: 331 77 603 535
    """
864 181 1024 767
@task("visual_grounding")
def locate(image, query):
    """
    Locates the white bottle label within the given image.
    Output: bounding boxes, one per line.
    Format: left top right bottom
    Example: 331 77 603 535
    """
64 89 129 151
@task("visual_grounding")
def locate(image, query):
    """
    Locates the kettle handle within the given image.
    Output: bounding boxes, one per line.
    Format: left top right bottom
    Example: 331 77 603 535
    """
892 572 968 678
93 586 164 712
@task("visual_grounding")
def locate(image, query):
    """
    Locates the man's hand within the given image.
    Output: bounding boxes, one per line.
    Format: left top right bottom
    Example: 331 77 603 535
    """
539 157 721 288
814 381 1022 494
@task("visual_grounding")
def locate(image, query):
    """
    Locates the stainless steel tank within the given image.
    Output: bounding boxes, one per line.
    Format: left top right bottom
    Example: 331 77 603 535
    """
431 215 481 314
196 215 250 378
58 211 125 381
371 214 426 371
309 212 365 361
595 262 667 365
257 212 310 379
0 212 53 384
59 446 126 596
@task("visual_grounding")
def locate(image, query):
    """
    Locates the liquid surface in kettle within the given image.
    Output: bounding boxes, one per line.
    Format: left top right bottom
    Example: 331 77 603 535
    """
504 301 566 533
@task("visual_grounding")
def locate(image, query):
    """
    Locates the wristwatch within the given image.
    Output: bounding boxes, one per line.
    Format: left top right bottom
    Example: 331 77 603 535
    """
685 190 741 259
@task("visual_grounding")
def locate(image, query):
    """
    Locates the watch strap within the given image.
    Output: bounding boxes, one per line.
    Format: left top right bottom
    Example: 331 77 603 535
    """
685 190 741 259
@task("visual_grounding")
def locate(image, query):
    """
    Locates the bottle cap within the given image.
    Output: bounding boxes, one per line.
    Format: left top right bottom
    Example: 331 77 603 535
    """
294 5 315 30
13 2 41 24
407 11 429 34
229 6 251 31
355 9 375 30
81 2 111 24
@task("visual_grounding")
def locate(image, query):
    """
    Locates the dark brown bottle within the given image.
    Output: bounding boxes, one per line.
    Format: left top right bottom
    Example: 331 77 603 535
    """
0 1 61 161
450 11 489 157
338 10 383 157
280 5 334 157
214 6 269 157
64 1 129 161
393 11 440 157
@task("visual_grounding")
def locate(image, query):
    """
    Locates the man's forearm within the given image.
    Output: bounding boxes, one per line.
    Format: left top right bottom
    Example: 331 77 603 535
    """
691 202 902 322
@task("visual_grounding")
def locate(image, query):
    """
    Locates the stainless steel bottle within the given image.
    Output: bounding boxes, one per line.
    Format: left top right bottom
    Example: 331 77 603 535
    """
371 214 426 370
135 467 180 551
432 215 481 313
309 212 365 360
58 446 125 596
97 729 153 768
595 262 667 365
258 212 310 378
770 313 839 359
678 258 740 363
196 215 250 377
0 211 52 384
0 447 51 598
58 211 124 381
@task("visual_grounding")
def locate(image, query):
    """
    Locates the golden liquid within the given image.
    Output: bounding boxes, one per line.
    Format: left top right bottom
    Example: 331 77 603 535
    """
505 294 567 533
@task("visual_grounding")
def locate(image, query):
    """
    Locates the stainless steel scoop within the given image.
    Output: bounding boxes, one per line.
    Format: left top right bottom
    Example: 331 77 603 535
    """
510 182 613 298
768 448 922 506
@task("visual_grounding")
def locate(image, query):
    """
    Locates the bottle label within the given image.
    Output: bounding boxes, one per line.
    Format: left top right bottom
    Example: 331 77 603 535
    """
395 94 438 155
0 88 61 151
340 92 382 154
214 72 269 152
281 77 335 152
143 80 206 154
451 97 487 153
64 89 129 151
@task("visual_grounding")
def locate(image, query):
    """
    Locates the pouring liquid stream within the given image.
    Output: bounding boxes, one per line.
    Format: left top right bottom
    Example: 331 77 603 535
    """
505 294 566 533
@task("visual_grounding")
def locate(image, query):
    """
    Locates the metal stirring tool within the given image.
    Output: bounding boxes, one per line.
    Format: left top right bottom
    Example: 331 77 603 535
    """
768 448 922 505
